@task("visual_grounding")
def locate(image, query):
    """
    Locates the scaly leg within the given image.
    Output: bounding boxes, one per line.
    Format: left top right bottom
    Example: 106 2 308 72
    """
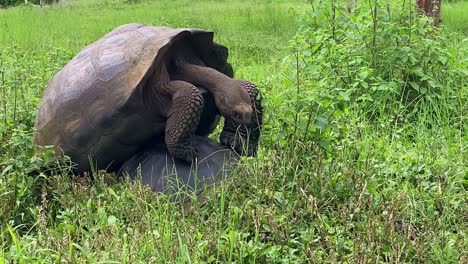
165 81 204 162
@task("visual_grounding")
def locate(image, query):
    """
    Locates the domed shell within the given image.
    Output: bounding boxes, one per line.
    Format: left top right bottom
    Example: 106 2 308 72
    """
34 23 233 173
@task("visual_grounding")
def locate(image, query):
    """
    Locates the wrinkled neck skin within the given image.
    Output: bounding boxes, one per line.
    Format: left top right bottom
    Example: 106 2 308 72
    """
170 45 253 125
169 39 236 102
175 63 234 101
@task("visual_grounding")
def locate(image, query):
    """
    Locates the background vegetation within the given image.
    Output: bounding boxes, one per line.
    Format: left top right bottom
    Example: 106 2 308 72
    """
1 0 466 262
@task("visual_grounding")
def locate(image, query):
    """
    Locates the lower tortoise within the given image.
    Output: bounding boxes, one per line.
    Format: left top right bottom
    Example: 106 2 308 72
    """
34 23 262 174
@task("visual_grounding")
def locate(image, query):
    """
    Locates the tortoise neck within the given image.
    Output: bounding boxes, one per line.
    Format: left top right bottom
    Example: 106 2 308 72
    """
176 64 232 97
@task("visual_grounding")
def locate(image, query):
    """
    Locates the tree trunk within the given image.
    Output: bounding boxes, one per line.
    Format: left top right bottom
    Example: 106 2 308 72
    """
429 0 441 27
415 0 442 27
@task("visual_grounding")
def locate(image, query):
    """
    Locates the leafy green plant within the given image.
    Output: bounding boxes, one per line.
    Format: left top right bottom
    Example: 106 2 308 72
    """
0 45 73 232
289 0 466 125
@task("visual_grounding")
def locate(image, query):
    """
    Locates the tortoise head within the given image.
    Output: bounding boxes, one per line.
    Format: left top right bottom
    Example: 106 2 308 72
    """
217 81 252 125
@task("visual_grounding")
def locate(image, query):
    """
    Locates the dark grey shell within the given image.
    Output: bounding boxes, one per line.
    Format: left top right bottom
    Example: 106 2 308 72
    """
34 23 232 173
118 136 238 196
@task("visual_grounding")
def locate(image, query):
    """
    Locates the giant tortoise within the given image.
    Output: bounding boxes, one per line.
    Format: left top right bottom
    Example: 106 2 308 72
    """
34 23 262 174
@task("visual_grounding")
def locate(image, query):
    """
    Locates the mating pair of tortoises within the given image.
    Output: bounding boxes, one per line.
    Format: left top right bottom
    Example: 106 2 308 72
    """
34 23 262 177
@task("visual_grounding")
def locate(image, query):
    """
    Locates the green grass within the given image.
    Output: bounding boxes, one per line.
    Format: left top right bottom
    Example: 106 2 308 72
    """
442 0 468 35
0 0 307 83
1 0 467 262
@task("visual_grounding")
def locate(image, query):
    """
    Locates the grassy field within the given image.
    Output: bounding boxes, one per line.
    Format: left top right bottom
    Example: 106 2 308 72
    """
442 0 468 35
1 0 467 262
0 0 306 80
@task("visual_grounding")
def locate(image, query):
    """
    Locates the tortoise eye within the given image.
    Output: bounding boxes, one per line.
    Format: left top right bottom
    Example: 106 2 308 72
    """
234 111 241 119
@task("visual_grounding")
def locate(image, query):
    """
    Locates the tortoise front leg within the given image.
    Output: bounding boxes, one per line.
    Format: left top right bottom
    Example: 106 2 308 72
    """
220 80 263 156
165 81 204 162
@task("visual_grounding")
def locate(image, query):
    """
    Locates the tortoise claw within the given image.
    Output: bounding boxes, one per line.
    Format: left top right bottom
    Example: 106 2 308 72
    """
171 139 199 163
220 128 258 157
